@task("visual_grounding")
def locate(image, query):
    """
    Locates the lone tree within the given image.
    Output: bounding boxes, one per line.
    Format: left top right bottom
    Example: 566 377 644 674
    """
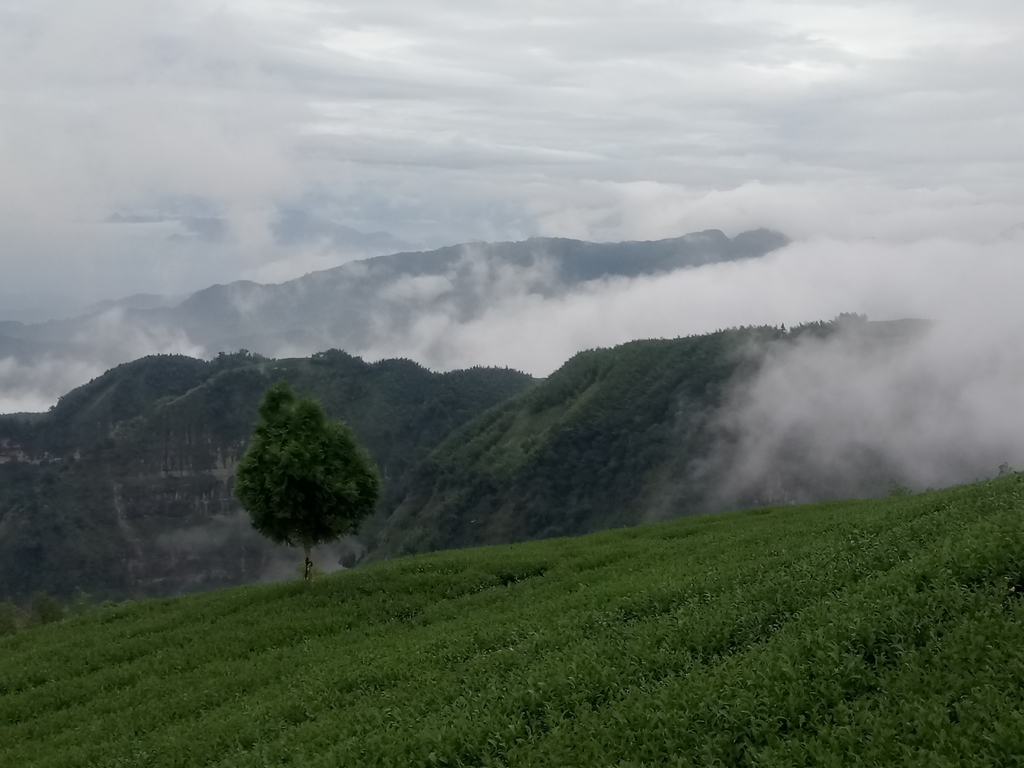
235 382 381 581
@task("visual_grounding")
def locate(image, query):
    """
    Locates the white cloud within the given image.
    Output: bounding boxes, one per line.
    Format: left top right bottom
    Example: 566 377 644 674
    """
0 356 106 413
354 232 1024 376
1 0 1022 300
72 308 208 360
712 312 1024 503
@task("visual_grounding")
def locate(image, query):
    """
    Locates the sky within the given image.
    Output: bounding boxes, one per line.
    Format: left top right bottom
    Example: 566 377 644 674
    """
1 0 1023 310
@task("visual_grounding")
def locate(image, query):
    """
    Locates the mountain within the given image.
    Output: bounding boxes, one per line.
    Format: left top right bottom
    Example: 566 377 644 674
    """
0 229 789 413
0 352 534 601
5 474 1024 765
133 228 790 356
1 314 952 601
373 317 934 560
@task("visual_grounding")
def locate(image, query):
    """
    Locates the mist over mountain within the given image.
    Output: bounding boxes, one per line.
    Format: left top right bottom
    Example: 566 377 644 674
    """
2 5 1023 759
162 227 786 357
77 293 190 316
6 311 1024 602
372 316 965 560
0 228 787 413
270 210 415 256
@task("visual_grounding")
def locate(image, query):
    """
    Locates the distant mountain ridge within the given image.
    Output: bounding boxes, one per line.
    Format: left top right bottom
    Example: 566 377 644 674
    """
372 317 942 561
77 293 189 316
0 229 789 411
159 228 788 355
270 209 414 254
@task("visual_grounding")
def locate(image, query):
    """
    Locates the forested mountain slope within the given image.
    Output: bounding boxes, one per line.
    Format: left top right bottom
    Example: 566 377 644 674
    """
1 314 947 602
374 318 932 559
0 352 534 600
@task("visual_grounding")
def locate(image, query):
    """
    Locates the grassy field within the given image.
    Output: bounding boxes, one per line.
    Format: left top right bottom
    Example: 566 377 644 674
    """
3 476 1024 766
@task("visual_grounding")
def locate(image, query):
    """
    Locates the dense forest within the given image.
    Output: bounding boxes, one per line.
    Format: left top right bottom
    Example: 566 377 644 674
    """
0 315 936 603
371 316 933 559
0 351 533 601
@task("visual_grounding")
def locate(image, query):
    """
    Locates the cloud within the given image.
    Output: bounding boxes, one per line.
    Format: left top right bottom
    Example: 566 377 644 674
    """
107 214 229 243
70 307 208 361
0 356 107 413
378 274 454 304
0 308 209 413
705 314 1024 506
354 231 1024 376
1 1 1022 299
3 0 1024 494
525 180 1024 244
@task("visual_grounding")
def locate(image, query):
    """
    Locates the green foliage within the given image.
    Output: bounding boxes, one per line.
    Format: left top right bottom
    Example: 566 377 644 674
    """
376 319 937 560
888 480 913 497
235 383 382 553
0 460 137 601
42 355 213 452
3 476 1024 765
0 352 533 601
29 593 64 626
377 327 782 557
69 588 92 615
0 601 22 636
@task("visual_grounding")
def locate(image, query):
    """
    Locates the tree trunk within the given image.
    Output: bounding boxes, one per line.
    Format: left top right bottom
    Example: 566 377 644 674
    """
303 542 313 582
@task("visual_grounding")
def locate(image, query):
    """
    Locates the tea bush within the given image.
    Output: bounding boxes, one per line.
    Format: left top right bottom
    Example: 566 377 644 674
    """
3 475 1024 766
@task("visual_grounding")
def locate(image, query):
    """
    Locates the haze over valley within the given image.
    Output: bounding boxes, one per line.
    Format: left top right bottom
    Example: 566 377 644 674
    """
0 228 786 411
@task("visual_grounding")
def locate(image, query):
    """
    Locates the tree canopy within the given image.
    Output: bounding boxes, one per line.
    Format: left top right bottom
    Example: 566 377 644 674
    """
235 382 382 578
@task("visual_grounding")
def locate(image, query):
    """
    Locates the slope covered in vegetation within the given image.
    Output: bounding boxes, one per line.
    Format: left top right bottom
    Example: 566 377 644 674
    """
375 318 929 559
0 351 534 600
0 317 933 600
376 328 766 558
3 475 1024 766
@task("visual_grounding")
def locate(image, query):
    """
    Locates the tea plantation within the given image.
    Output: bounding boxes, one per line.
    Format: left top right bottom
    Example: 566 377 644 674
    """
3 475 1024 766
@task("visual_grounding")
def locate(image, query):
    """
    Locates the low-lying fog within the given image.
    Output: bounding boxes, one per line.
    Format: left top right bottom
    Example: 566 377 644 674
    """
3 0 1023 496
4 209 1024 499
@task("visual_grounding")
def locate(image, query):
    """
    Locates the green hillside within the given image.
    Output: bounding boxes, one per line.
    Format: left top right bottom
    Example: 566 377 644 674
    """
0 351 534 601
4 475 1024 766
375 318 927 559
375 329 769 559
0 317 933 601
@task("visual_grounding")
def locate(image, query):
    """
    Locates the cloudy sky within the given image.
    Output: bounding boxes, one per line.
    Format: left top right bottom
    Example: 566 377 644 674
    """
1 0 1022 311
